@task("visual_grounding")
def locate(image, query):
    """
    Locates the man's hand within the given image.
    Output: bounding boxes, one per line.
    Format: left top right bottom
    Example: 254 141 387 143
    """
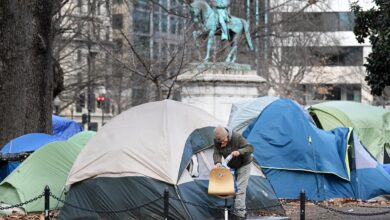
231 151 240 157
214 163 222 168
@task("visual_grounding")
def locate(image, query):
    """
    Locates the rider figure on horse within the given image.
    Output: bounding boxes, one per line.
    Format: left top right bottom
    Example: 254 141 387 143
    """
212 0 231 41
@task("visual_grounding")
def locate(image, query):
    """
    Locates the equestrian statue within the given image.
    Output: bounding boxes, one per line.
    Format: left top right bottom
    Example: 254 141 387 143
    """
190 0 254 63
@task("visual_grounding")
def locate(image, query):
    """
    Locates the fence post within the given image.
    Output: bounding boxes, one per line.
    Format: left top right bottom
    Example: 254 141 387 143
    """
300 189 305 220
44 186 50 220
164 188 169 220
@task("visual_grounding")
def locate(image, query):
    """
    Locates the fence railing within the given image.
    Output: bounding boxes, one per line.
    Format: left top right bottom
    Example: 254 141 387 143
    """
1 186 390 219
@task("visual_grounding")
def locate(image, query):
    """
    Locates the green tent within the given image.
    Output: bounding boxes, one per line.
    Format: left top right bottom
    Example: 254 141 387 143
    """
309 101 390 163
68 131 96 147
0 133 93 213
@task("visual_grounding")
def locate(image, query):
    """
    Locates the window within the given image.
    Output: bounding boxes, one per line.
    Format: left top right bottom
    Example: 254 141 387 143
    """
97 1 101 15
153 14 160 32
77 50 82 63
282 46 363 66
171 0 178 13
95 24 101 41
89 0 97 15
105 26 110 41
135 0 149 9
281 12 355 32
305 84 361 102
134 10 150 33
113 39 123 53
161 15 168 32
134 36 150 57
177 19 183 34
112 14 123 29
170 16 176 34
78 0 82 13
153 42 160 60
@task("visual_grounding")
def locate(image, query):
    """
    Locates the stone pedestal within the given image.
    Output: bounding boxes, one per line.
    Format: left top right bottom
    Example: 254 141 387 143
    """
178 63 266 123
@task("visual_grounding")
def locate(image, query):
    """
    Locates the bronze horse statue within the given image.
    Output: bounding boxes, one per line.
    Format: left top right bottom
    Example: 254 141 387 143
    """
190 1 254 63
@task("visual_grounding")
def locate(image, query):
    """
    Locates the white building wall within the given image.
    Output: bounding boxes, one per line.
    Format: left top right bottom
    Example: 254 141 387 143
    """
271 0 375 104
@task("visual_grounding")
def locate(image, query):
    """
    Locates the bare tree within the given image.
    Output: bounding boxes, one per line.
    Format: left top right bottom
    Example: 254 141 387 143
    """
106 0 197 109
251 0 351 104
52 0 112 115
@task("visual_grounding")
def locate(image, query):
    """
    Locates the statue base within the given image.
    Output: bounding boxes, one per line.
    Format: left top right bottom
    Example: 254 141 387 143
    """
191 62 252 71
178 62 267 123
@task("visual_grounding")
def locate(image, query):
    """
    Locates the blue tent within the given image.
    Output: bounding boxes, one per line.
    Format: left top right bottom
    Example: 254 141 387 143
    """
0 133 60 181
52 115 83 140
236 98 390 200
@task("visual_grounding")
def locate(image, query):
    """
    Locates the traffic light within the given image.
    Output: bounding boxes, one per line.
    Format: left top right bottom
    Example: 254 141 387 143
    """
96 96 105 108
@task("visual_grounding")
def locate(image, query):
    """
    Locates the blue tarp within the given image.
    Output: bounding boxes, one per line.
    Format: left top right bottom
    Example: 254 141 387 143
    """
52 115 83 140
1 133 60 154
0 115 81 181
244 99 351 181
383 164 390 175
0 133 60 181
240 98 390 200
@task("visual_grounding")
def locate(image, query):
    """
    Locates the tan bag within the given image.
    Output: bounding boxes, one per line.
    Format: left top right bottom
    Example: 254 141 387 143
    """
208 167 235 196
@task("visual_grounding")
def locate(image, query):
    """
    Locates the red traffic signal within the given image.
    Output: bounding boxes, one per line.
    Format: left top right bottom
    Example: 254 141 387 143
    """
96 96 106 102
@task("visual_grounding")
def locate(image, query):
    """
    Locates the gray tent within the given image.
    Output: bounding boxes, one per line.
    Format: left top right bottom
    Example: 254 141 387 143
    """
60 100 283 219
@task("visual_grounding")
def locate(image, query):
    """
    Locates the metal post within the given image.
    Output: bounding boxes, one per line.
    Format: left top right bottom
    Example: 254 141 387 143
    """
224 198 228 220
164 188 169 220
44 186 50 220
300 189 305 220
101 106 104 125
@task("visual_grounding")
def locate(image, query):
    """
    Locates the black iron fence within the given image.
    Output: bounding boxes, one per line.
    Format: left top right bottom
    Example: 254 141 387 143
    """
1 187 390 219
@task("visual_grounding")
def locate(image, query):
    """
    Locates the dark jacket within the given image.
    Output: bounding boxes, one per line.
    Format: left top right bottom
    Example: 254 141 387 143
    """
213 129 253 169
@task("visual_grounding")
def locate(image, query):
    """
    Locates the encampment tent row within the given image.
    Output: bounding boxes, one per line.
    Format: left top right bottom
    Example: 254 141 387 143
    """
1 98 389 219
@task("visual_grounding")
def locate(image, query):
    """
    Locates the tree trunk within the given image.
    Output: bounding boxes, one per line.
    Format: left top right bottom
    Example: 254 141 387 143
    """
0 0 55 147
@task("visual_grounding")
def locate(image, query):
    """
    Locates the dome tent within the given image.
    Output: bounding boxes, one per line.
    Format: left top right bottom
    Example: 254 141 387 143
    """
0 115 83 181
228 96 278 134
60 100 284 219
238 98 390 200
0 140 90 213
308 101 390 163
0 131 94 214
0 133 61 182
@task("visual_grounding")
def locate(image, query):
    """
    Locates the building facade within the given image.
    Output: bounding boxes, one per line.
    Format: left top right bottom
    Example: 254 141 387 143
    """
55 0 132 131
231 0 375 105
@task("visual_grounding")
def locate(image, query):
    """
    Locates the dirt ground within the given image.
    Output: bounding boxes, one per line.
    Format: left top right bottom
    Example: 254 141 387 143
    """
282 199 390 220
1 199 390 219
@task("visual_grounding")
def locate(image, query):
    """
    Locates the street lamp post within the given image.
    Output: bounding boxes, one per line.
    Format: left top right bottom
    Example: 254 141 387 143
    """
53 97 61 115
97 86 107 127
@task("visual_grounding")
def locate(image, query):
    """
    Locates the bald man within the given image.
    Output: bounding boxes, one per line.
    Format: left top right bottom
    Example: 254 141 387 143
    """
213 125 253 219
